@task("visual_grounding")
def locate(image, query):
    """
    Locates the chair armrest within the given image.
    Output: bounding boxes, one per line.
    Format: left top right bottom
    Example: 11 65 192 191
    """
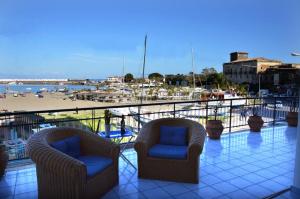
188 123 206 160
79 132 120 160
27 136 86 181
134 121 158 157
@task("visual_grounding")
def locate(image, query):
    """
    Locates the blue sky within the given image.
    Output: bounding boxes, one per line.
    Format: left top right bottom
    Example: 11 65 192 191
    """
0 0 299 79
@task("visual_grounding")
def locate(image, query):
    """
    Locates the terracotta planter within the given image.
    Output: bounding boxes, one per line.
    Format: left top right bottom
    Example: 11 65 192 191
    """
206 120 224 139
286 112 298 127
0 145 8 178
248 115 264 132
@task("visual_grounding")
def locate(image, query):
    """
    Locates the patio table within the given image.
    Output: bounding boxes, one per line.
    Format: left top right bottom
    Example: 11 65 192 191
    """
98 129 136 169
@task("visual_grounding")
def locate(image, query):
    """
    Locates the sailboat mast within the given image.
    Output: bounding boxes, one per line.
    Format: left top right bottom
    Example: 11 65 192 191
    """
140 34 147 104
191 48 196 90
122 56 125 83
138 35 147 133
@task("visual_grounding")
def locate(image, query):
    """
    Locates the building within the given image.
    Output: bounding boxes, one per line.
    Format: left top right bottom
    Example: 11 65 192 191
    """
263 63 300 94
223 52 282 84
106 76 123 83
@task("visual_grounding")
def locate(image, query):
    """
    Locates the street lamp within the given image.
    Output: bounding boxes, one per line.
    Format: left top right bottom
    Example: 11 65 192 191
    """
291 52 300 56
291 51 300 196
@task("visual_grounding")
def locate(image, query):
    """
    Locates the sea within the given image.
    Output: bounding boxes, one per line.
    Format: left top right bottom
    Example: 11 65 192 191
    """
0 84 96 94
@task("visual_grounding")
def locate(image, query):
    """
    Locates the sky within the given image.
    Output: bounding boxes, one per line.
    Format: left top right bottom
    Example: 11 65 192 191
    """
0 0 300 79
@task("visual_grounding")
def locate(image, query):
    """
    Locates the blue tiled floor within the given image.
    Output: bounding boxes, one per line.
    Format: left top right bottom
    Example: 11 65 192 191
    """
0 126 297 199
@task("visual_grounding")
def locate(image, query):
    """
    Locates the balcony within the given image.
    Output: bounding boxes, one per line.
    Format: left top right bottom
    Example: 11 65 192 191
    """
0 126 297 199
0 97 299 198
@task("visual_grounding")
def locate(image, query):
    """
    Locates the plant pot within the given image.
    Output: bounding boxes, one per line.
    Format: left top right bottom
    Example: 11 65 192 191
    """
206 120 224 139
105 124 111 137
0 145 8 178
286 112 298 127
248 115 264 132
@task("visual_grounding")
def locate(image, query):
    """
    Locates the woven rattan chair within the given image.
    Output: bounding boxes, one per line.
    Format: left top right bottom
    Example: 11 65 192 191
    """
27 127 120 199
134 118 206 183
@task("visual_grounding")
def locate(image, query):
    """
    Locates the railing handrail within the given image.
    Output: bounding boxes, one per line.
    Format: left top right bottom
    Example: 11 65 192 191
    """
0 96 298 117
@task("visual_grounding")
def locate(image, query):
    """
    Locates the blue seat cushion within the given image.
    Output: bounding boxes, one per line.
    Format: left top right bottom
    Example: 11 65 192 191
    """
159 126 188 146
148 144 187 160
78 156 113 177
50 135 81 158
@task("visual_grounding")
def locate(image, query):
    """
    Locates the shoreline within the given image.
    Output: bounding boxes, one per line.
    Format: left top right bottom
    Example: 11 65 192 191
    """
0 93 116 112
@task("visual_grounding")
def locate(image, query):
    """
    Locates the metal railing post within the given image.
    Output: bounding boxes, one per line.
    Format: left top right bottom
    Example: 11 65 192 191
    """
229 99 233 133
138 105 141 133
205 101 209 125
273 97 277 126
173 103 176 118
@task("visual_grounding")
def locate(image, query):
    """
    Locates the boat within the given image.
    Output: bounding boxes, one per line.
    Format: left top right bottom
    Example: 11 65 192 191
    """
40 88 48 92
109 107 131 117
32 123 57 133
35 93 43 98
58 88 68 92
207 92 246 107
176 103 228 118
8 82 17 85
129 107 172 126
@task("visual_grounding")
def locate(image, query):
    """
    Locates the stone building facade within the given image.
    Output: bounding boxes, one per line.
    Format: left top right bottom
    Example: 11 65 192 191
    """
223 52 281 84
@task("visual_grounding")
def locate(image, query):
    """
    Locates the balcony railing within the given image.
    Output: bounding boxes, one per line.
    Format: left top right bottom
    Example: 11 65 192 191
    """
0 96 298 161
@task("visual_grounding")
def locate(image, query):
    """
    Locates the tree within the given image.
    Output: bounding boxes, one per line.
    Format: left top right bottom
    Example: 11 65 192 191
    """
201 67 217 76
148 73 164 82
124 73 134 83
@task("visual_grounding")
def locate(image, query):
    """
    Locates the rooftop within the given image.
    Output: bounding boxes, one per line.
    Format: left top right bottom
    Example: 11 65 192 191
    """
1 125 297 199
224 57 282 64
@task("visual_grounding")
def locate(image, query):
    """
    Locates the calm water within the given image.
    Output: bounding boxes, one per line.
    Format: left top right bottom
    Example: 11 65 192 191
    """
0 84 96 94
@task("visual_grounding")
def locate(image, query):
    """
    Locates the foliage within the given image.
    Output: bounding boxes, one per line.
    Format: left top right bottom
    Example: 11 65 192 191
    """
165 74 186 85
148 73 164 82
124 73 134 83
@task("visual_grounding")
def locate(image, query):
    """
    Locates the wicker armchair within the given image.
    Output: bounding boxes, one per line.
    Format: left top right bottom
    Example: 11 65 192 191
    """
134 118 206 183
27 127 120 199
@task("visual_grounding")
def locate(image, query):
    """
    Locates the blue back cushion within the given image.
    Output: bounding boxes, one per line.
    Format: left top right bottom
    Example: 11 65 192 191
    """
65 136 81 158
50 139 68 154
159 126 188 146
50 135 81 158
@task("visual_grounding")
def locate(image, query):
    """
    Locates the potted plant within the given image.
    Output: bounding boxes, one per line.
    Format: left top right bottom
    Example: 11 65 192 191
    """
104 110 112 137
248 106 264 132
286 100 298 127
0 142 8 178
206 106 224 139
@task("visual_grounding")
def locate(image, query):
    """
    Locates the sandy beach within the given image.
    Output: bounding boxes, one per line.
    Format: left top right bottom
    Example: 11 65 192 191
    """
0 93 175 112
0 93 117 112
